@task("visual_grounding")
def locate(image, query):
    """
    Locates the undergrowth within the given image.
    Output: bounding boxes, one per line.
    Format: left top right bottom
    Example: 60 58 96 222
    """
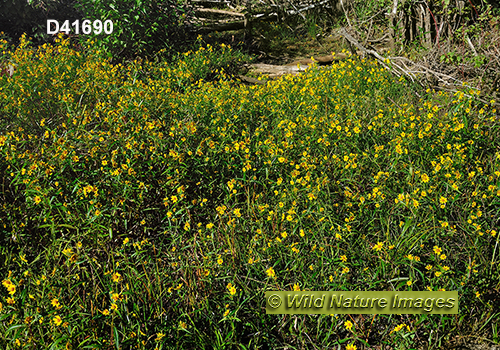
0 34 499 349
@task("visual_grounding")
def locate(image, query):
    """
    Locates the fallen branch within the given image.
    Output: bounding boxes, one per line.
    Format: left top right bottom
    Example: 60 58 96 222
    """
340 27 497 104
194 8 245 17
191 0 338 34
192 12 277 33
366 33 389 44
338 27 417 83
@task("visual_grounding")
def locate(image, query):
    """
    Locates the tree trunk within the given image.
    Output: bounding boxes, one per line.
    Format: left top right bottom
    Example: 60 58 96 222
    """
408 4 414 44
423 2 432 48
245 0 253 39
387 0 398 52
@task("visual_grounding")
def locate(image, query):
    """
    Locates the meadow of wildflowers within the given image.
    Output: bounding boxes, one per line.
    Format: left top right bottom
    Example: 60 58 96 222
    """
0 34 499 349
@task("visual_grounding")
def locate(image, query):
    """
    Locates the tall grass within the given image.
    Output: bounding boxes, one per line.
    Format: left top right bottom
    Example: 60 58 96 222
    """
0 34 499 349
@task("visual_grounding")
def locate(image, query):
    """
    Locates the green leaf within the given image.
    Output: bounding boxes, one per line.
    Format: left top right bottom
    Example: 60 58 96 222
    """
113 326 120 349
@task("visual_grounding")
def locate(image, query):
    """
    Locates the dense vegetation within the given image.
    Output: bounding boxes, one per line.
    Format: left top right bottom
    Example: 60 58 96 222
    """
0 0 192 62
1 0 499 349
0 32 499 349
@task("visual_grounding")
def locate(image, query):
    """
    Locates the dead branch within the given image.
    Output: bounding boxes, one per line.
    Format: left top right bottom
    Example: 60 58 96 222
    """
366 33 389 44
465 34 478 56
339 26 499 105
191 0 340 34
338 27 416 82
194 8 245 17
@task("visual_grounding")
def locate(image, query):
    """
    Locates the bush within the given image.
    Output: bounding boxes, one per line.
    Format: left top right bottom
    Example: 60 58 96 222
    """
74 0 192 61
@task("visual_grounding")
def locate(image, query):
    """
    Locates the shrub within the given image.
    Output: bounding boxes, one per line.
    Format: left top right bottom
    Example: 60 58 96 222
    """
73 0 192 61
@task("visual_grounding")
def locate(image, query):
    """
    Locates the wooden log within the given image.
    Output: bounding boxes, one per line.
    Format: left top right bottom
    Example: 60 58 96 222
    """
191 0 232 5
192 12 277 33
193 19 248 33
284 53 349 66
194 8 245 17
250 63 307 75
190 0 344 34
